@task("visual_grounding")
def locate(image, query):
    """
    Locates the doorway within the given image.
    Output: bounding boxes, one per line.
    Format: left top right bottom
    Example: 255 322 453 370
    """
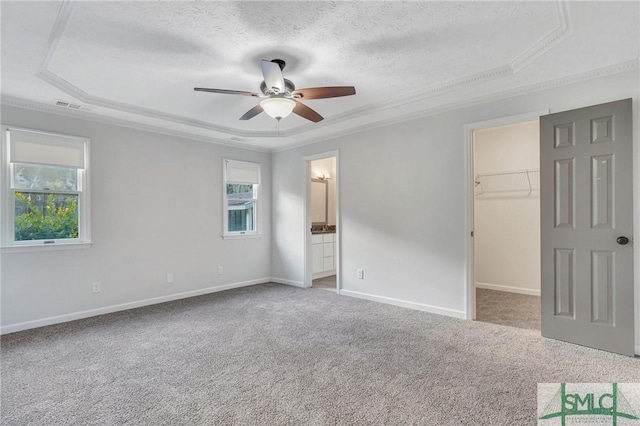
464 110 549 320
466 100 635 357
305 152 339 293
472 120 541 330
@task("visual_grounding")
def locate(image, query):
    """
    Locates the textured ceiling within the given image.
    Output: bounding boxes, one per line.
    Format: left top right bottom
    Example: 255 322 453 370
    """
1 1 639 150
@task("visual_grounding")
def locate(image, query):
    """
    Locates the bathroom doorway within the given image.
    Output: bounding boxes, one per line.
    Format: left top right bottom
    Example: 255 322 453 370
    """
305 152 339 293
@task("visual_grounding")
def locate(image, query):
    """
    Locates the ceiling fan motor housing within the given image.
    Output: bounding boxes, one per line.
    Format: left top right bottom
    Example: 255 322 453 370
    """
260 79 296 96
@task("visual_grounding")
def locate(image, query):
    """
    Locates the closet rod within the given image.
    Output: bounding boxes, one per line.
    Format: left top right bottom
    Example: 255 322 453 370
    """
474 169 540 196
474 168 539 180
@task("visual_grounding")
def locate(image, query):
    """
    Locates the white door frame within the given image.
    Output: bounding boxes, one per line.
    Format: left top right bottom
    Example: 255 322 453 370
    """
304 151 340 292
463 110 549 320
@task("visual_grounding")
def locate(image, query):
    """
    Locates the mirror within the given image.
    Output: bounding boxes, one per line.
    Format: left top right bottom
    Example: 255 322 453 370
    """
311 179 328 225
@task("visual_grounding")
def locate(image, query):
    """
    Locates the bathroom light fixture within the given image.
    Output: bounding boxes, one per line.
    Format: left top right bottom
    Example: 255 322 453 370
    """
260 97 296 121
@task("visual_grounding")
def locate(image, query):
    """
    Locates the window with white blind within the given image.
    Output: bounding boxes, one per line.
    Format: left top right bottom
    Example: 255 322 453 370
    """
2 126 90 248
223 159 260 237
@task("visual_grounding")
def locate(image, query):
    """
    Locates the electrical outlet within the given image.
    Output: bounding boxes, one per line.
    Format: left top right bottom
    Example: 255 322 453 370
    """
92 282 101 293
217 266 223 275
357 269 364 279
167 273 174 283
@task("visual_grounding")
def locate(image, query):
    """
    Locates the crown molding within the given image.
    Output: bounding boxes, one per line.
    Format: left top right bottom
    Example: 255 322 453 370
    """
510 0 571 72
282 0 573 136
38 0 75 71
272 58 639 153
295 64 514 136
35 69 272 139
36 0 575 142
37 2 276 139
6 56 637 155
0 96 270 153
369 0 572 113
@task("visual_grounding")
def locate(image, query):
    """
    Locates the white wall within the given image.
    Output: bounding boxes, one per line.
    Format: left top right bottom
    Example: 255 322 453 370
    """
473 121 540 296
270 69 640 349
310 157 336 225
0 105 272 331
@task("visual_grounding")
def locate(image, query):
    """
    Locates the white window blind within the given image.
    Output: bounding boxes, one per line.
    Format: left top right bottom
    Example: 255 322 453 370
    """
9 128 86 169
225 159 260 184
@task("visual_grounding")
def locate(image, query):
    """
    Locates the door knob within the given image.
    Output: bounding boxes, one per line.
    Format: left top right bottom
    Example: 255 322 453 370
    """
616 236 629 245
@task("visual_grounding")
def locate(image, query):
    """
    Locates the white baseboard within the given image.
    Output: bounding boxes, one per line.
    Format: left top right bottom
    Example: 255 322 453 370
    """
270 277 305 288
339 289 466 319
475 282 540 297
4 280 637 354
0 278 272 335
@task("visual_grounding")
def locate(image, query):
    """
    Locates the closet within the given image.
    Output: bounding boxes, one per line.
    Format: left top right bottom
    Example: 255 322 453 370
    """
473 120 541 329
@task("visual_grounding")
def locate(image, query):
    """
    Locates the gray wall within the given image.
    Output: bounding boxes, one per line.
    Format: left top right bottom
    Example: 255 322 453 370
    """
1 106 271 329
270 70 640 347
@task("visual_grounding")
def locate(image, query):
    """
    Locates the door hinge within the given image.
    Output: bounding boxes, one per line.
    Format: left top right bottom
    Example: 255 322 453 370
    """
470 231 474 237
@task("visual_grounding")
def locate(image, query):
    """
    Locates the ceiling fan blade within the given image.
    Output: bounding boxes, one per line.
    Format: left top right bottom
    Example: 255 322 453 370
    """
292 86 356 100
239 104 264 120
194 88 260 97
293 100 323 122
261 60 285 93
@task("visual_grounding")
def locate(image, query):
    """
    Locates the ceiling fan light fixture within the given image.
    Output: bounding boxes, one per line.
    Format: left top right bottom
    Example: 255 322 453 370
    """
260 97 295 121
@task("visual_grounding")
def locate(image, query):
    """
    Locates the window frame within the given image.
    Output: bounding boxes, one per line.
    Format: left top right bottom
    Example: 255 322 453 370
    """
1 125 91 250
222 159 261 238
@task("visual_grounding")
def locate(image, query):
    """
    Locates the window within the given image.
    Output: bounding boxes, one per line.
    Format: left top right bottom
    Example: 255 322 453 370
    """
2 126 90 248
223 159 260 237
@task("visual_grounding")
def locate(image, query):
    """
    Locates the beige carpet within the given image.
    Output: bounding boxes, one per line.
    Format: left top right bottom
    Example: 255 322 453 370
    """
2 283 638 425
312 275 336 291
476 288 540 330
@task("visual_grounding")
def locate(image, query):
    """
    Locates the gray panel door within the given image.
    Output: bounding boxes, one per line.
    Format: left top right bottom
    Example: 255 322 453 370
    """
540 98 634 356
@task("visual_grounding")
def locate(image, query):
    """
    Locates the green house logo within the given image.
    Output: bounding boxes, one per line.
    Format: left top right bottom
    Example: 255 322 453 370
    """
539 383 639 425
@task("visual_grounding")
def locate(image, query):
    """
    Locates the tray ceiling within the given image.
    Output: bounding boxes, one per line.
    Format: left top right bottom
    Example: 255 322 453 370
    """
1 1 638 150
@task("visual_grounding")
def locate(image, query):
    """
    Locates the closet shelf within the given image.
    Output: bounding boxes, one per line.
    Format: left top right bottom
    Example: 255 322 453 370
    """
474 169 539 196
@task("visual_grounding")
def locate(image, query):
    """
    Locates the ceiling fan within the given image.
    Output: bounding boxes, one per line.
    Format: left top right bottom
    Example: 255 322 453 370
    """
194 59 356 122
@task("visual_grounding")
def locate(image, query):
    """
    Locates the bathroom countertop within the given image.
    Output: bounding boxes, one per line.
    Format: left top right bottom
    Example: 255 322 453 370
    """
311 230 336 235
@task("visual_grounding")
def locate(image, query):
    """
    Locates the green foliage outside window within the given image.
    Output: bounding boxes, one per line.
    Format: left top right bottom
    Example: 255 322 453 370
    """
14 192 79 241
